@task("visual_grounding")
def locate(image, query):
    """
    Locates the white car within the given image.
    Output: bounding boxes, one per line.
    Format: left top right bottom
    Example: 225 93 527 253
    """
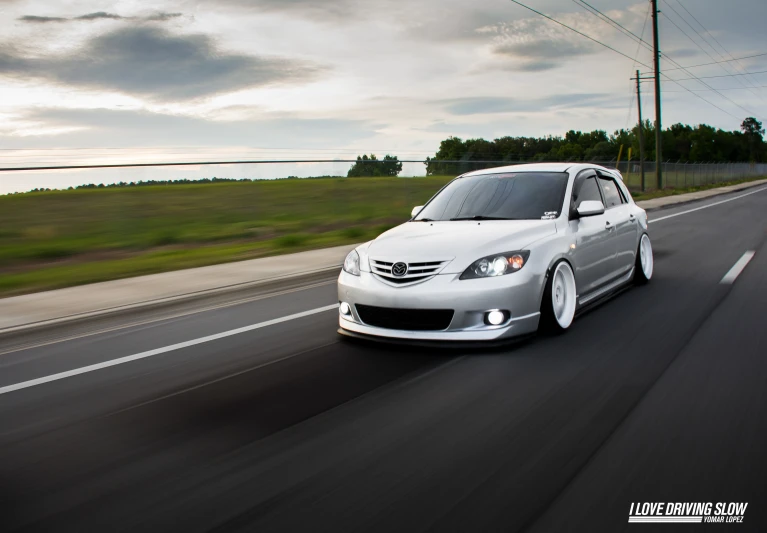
337 163 653 343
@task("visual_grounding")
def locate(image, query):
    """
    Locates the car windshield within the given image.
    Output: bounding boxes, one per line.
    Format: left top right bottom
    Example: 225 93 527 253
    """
414 172 569 222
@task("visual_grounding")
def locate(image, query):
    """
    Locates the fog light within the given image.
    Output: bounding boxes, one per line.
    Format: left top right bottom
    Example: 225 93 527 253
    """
339 302 351 316
485 310 507 326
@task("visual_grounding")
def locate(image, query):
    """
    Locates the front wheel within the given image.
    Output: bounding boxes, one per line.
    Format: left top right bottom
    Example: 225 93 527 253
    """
634 233 653 285
539 260 577 333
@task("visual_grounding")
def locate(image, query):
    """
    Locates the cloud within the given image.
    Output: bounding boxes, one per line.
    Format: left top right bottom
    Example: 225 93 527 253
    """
17 15 68 23
0 26 325 101
145 12 183 22
17 11 183 23
470 9 613 72
491 35 598 72
663 48 699 59
1 107 382 148
74 11 123 20
210 0 354 20
441 97 520 115
441 93 623 115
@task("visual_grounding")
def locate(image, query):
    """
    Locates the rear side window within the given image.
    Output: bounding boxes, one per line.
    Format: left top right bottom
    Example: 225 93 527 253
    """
597 176 624 208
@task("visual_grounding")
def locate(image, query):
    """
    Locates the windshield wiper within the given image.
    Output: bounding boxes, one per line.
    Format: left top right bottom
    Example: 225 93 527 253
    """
449 215 515 221
413 218 435 222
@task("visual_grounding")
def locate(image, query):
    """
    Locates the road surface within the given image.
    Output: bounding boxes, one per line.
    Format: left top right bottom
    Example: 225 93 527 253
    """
1 187 766 532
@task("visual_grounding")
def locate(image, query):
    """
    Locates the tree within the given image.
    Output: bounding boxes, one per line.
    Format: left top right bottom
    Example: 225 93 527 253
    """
741 117 765 162
425 118 764 171
347 154 402 177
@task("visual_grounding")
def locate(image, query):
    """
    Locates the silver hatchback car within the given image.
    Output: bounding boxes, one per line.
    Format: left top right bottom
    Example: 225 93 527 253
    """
337 163 653 343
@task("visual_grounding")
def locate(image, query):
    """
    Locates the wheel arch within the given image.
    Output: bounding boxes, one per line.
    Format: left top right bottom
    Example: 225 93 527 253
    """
537 254 576 310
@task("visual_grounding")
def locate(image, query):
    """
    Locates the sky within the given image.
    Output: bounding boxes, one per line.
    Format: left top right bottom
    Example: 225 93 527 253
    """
0 0 765 192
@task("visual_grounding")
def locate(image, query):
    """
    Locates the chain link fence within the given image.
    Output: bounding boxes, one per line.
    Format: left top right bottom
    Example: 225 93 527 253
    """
426 160 767 192
611 161 767 191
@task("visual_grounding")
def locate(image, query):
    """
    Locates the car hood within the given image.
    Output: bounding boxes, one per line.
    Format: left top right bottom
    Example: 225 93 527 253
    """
366 219 557 274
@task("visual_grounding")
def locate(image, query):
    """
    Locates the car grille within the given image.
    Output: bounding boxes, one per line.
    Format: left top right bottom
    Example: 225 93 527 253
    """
355 304 454 331
370 259 450 285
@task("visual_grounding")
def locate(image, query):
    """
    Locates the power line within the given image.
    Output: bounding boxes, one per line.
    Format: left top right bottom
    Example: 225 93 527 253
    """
669 0 765 101
656 41 760 117
673 69 767 81
568 0 650 132
673 0 766 91
664 52 767 71
660 36 759 116
571 0 761 81
625 2 652 130
660 1 764 103
508 0 741 120
631 2 653 68
662 85 767 92
507 0 653 69
0 147 437 154
572 0 652 52
662 0 727 59
556 0 748 119
660 78 742 119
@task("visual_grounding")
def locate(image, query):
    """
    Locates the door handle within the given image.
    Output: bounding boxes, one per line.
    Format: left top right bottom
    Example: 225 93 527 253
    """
629 214 636 222
605 221 614 231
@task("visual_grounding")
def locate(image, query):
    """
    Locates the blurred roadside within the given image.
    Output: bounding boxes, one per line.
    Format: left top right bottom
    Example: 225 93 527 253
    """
0 176 452 297
1 178 764 334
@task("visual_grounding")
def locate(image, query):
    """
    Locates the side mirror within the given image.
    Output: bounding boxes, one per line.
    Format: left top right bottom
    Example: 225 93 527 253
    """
411 205 424 218
577 200 605 217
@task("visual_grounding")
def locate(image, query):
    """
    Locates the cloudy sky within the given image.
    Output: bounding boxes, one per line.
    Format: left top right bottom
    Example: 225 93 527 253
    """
0 0 765 192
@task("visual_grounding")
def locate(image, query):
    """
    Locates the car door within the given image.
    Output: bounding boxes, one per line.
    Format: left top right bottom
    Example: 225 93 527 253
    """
568 170 618 296
597 172 637 276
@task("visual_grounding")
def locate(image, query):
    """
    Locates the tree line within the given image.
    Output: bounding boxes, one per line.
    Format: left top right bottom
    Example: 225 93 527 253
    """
424 117 765 175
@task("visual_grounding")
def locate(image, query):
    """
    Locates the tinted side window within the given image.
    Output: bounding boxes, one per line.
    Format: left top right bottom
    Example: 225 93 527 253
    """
573 176 602 208
598 176 623 208
614 179 630 203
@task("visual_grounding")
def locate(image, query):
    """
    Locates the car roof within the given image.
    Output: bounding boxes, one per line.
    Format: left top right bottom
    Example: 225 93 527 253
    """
461 162 623 180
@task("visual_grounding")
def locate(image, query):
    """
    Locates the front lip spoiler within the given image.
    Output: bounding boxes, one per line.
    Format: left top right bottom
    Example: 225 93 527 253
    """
337 327 535 350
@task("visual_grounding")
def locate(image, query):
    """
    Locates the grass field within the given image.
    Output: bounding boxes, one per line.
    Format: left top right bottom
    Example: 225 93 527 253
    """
0 176 453 295
0 174 763 296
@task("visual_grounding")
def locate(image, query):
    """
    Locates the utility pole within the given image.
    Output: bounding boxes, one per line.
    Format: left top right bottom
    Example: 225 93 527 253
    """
651 0 663 189
635 70 646 192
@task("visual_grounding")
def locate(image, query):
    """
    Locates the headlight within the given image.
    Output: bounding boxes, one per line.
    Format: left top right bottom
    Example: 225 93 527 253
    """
459 251 530 280
343 249 361 276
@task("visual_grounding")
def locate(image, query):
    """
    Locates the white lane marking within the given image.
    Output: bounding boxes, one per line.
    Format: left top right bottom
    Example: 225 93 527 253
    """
720 251 756 284
0 304 339 396
0 279 337 357
4 186 765 395
648 186 767 224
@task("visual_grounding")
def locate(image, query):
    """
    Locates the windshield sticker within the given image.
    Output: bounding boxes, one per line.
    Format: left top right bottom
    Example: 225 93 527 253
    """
541 211 558 220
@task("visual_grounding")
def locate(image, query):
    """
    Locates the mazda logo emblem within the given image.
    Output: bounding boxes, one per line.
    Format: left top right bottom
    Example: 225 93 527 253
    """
391 262 408 277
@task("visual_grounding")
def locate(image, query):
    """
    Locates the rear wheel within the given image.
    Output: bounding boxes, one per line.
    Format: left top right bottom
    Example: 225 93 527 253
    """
634 233 653 285
540 260 577 333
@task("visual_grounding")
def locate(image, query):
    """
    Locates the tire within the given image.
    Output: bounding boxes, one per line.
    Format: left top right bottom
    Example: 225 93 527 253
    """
634 233 653 285
539 260 577 333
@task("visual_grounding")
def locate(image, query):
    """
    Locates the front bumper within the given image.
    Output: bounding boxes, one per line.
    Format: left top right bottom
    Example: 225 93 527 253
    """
337 269 544 342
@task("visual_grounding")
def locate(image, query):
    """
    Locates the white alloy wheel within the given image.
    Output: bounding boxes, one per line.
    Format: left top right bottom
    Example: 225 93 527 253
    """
639 233 653 280
551 261 577 329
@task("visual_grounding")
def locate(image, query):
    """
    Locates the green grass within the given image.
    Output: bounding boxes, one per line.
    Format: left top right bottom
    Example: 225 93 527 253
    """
1 173 763 297
0 176 451 296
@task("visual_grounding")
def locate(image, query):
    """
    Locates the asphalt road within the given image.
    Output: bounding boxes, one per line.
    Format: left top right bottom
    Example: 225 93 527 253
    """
1 187 766 532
